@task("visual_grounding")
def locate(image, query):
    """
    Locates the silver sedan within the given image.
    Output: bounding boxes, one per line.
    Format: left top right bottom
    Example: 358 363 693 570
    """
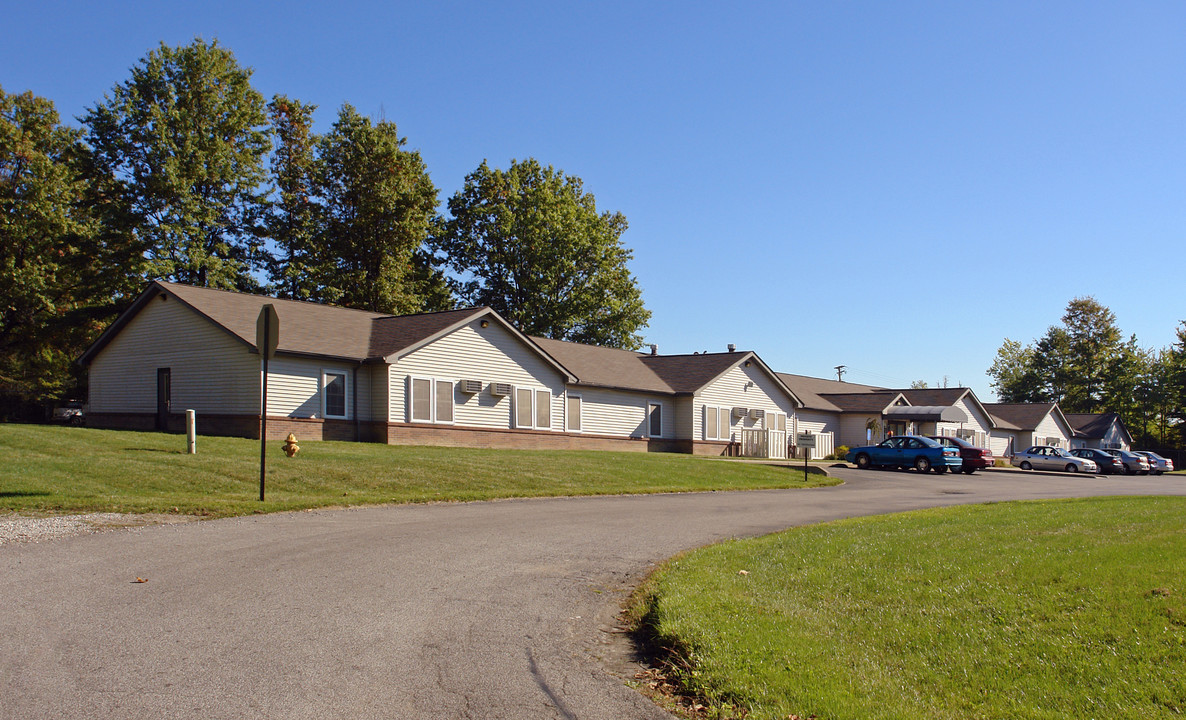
1011 445 1099 473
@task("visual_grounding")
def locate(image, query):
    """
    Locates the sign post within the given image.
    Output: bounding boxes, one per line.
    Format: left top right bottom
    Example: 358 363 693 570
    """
796 432 817 476
256 304 279 501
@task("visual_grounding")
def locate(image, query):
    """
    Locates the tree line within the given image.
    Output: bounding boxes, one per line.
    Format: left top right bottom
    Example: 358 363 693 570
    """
1 39 650 415
988 297 1186 449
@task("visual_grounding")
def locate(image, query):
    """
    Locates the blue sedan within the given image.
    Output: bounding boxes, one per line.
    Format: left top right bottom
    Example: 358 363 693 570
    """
846 435 964 473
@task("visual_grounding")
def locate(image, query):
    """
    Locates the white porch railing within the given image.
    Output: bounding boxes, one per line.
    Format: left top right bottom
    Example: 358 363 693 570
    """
740 429 788 459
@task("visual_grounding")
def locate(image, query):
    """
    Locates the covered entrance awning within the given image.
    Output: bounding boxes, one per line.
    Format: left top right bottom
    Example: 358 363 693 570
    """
884 405 968 423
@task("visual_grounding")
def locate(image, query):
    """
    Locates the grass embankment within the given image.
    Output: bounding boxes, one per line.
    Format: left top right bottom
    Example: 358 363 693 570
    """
0 424 835 517
630 496 1186 720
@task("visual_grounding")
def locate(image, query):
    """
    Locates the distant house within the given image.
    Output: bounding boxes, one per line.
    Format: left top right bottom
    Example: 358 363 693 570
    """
775 375 1001 456
80 282 801 457
1065 412 1132 451
984 403 1076 456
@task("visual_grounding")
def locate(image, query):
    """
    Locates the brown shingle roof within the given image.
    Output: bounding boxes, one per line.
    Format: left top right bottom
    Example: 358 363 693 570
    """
82 282 491 365
162 282 388 360
641 352 753 394
1065 412 1125 440
528 336 673 393
984 403 1058 431
369 307 490 359
819 392 904 413
893 388 969 406
776 373 885 412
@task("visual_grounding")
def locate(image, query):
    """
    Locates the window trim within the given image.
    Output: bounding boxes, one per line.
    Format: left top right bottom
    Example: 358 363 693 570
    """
407 375 455 425
769 411 787 432
322 369 349 420
647 402 664 438
512 385 554 431
704 404 729 441
566 393 582 433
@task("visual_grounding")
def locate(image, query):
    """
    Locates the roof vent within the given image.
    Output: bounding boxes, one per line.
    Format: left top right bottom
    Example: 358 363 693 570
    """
727 343 736 352
650 344 658 356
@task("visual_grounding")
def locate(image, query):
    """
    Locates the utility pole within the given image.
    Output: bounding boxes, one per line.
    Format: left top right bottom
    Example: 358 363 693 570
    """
835 365 846 382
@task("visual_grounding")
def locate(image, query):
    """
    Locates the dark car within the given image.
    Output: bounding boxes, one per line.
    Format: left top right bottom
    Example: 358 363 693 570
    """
1070 448 1125 474
927 435 995 474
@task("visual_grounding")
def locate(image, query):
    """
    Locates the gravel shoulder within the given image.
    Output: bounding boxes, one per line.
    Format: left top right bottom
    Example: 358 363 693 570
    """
0 512 198 546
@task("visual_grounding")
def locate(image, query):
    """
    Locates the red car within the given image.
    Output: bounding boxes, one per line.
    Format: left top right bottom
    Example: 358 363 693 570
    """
927 435 995 474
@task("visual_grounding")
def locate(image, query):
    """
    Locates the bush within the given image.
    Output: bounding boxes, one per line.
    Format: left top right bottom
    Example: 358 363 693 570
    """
830 445 850 461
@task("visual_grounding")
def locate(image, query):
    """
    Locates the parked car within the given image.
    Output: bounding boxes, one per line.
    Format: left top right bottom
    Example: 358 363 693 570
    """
1070 448 1125 474
51 400 85 425
846 435 963 473
1101 449 1150 475
1134 451 1174 475
927 435 994 474
1011 446 1098 473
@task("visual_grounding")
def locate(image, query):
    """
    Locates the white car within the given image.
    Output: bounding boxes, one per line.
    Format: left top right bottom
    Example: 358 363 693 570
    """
1134 451 1174 475
1011 446 1098 473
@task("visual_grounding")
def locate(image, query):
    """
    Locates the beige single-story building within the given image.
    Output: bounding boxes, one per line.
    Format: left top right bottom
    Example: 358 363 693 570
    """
80 282 801 457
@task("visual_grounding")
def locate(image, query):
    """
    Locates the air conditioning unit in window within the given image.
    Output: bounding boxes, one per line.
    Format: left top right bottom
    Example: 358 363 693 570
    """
491 382 513 397
459 379 483 394
732 406 748 418
749 408 765 420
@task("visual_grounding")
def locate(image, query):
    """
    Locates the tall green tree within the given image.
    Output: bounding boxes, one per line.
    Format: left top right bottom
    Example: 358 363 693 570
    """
1058 296 1124 412
436 158 650 348
0 86 114 407
987 338 1044 403
82 38 270 291
1165 323 1186 446
265 95 320 300
308 104 447 314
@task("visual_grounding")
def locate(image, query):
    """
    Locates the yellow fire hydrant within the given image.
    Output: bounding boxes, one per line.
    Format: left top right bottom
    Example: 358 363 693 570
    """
282 433 300 458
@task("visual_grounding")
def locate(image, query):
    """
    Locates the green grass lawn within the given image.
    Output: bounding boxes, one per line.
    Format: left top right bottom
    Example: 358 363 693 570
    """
630 496 1186 720
0 424 835 517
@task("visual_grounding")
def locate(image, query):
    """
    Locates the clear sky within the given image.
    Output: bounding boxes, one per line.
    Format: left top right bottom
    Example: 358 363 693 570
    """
5 1 1184 400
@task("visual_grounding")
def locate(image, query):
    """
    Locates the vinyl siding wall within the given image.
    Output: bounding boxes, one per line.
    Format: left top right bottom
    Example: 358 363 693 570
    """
390 320 567 430
932 397 994 447
794 410 839 436
574 386 669 438
839 413 882 448
264 357 364 420
989 432 1017 457
88 296 258 415
694 364 796 441
1033 413 1072 448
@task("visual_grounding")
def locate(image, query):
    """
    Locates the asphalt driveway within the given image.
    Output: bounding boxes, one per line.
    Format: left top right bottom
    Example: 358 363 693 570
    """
2 468 1182 719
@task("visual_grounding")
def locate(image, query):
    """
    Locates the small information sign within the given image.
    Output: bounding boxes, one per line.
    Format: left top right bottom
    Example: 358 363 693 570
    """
795 432 817 449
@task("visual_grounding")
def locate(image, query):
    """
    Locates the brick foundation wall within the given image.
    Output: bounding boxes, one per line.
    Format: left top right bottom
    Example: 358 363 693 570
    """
87 412 698 454
692 440 741 456
386 423 657 452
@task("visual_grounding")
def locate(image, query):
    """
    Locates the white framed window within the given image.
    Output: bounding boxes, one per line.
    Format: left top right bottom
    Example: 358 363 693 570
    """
513 386 553 430
648 402 663 438
567 393 582 433
769 411 787 432
704 405 730 441
322 370 348 419
408 376 454 424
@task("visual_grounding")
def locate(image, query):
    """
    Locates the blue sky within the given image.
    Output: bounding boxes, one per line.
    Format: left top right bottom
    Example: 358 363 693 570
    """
5 1 1184 399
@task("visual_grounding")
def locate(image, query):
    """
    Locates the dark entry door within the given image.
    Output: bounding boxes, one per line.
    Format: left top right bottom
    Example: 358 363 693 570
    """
156 368 171 430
